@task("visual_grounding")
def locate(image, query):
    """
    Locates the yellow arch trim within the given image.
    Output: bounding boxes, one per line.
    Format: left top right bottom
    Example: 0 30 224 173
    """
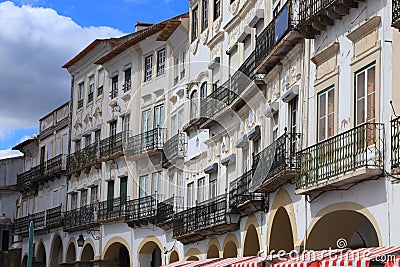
207 238 221 258
267 189 299 249
185 248 202 260
222 233 240 257
242 215 262 256
80 239 95 261
305 202 383 246
169 246 180 263
102 236 132 267
136 236 163 257
65 237 77 263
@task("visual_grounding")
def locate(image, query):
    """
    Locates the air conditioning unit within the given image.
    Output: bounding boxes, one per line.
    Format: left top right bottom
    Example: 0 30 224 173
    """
265 101 279 118
282 85 299 103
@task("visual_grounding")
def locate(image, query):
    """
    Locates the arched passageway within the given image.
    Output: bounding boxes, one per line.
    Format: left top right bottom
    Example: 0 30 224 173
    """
243 224 260 256
34 241 46 267
223 241 237 258
104 242 130 267
66 242 76 263
307 210 379 250
207 244 219 258
187 256 199 261
81 243 95 262
169 250 179 263
50 235 63 267
269 207 294 252
138 241 162 267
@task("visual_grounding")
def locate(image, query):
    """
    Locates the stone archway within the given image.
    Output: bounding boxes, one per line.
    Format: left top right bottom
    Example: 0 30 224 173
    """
49 235 63 267
66 242 76 263
269 207 294 252
138 241 162 267
243 224 260 256
223 241 237 258
34 241 46 267
81 243 95 262
306 210 379 250
207 244 219 259
104 242 130 267
169 250 179 263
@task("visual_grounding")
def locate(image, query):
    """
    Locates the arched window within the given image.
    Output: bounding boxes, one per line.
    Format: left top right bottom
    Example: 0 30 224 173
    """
190 90 198 120
200 82 207 100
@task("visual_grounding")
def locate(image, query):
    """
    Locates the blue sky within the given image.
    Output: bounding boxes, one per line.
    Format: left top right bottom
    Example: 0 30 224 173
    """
0 0 188 158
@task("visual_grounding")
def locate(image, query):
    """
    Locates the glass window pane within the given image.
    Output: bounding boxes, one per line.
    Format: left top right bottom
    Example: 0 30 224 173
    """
357 72 365 100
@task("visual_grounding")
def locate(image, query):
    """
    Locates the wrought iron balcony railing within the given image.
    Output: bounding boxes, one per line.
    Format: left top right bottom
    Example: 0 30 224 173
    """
63 204 97 232
78 99 83 109
16 164 44 191
229 170 264 212
44 154 67 177
125 128 167 157
200 80 235 122
88 92 94 103
123 80 131 93
110 87 118 99
392 116 400 169
46 205 62 228
394 0 400 27
97 197 125 222
296 122 384 191
99 132 124 159
67 143 98 172
251 132 301 192
162 132 186 167
156 195 184 226
14 211 45 235
125 195 162 225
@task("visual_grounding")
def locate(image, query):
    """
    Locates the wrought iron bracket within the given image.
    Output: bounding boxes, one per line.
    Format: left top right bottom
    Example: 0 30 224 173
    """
87 227 100 240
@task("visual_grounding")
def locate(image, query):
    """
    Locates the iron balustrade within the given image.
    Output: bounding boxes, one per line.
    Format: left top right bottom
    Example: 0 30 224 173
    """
251 132 301 191
16 170 32 192
296 123 384 189
173 194 228 238
256 0 298 67
44 154 67 177
229 170 263 209
14 212 45 234
67 143 98 172
110 87 118 99
99 132 123 158
392 116 400 168
156 195 184 225
45 206 62 227
78 99 83 109
200 80 234 122
13 216 29 234
162 132 186 166
125 195 162 222
63 204 97 232
125 128 167 157
394 0 400 24
97 197 125 221
123 80 131 93
298 0 336 26
88 92 94 103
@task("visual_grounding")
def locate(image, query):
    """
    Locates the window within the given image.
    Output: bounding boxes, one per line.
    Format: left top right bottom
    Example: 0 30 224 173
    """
154 104 164 128
110 76 118 99
200 82 207 100
90 186 98 204
273 1 282 18
214 0 220 21
70 193 78 210
197 177 205 203
242 147 249 173
78 82 84 108
145 55 153 81
181 49 186 78
85 135 91 147
157 49 166 76
88 76 94 103
187 182 194 208
75 140 81 152
98 69 104 96
253 137 261 156
209 173 217 199
178 109 184 131
80 189 88 207
171 115 177 135
192 6 199 42
122 115 130 139
169 174 175 198
47 142 53 161
151 172 162 196
123 68 131 92
174 56 179 85
317 87 334 141
289 97 298 155
177 171 184 197
190 90 198 121
139 175 149 198
202 0 208 31
109 120 117 137
355 64 376 126
142 109 151 133
95 130 101 144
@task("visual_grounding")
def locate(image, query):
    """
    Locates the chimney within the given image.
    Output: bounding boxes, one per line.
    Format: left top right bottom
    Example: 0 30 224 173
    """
135 22 153 32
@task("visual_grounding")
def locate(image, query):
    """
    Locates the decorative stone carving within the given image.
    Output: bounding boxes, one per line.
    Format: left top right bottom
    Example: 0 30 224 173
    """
190 39 199 55
229 0 239 15
200 30 209 44
213 18 222 32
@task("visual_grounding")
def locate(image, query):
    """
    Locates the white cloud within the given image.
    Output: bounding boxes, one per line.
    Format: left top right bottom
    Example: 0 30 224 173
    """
0 1 124 141
0 149 23 160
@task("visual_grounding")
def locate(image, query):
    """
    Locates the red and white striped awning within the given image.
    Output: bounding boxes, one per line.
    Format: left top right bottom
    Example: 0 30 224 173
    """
231 254 284 267
196 256 257 267
161 259 220 267
272 249 348 267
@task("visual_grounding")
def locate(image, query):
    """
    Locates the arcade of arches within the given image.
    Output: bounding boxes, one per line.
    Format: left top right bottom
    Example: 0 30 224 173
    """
138 240 162 267
49 235 63 267
104 242 130 267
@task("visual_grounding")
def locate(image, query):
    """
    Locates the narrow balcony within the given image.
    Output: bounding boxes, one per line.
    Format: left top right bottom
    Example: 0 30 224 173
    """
296 123 384 195
99 132 124 160
97 197 125 223
43 154 67 178
123 80 131 93
46 206 63 228
297 0 365 38
156 195 184 230
251 132 301 193
392 116 400 172
125 128 166 158
63 204 98 232
255 0 302 73
394 1 400 33
125 195 161 227
173 195 239 244
67 143 98 174
13 212 45 235
162 132 186 168
229 170 264 216
16 165 44 192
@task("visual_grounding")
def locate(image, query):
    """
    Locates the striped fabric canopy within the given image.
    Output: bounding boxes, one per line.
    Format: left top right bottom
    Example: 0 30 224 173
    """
272 249 347 267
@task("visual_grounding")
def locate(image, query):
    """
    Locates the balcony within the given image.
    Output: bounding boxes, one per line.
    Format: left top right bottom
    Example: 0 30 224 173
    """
78 99 83 109
125 128 167 158
229 170 264 216
45 206 63 228
14 212 45 235
156 196 184 230
16 165 43 192
391 116 400 172
296 123 384 194
123 80 131 93
255 1 302 73
97 197 125 222
162 132 186 168
88 92 94 103
67 143 98 173
99 132 124 160
43 154 67 178
173 195 239 244
394 0 400 30
63 204 98 232
251 132 301 193
125 195 161 227
297 0 365 39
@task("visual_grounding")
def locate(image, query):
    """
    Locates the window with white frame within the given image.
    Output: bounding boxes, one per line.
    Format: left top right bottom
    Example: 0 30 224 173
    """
145 55 153 81
70 193 78 210
169 174 175 198
317 86 334 141
90 186 98 204
174 56 179 85
355 64 376 126
214 0 220 21
98 69 104 96
181 49 186 78
110 75 118 99
157 49 166 76
88 75 94 103
139 175 149 198
80 189 88 207
190 90 198 120
192 6 199 42
151 172 162 196
187 182 194 208
209 173 217 199
202 0 209 31
197 177 205 203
